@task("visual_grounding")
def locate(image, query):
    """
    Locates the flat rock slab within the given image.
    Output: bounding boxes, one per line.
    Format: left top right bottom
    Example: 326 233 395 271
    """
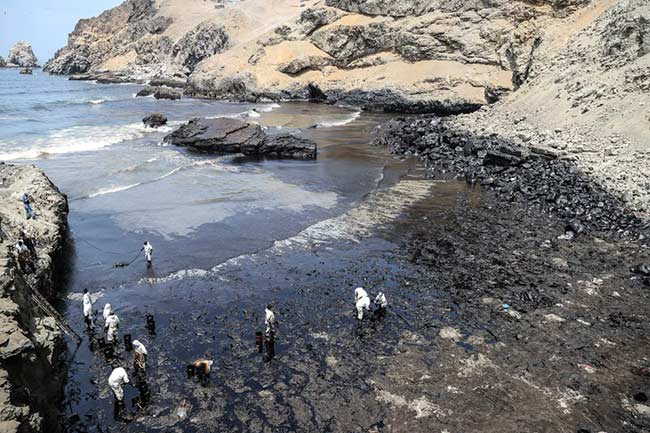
163 117 317 159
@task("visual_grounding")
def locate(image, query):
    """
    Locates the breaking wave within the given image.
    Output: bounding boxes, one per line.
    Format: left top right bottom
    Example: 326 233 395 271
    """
88 183 142 198
0 123 153 161
315 111 361 128
81 157 240 199
143 177 433 284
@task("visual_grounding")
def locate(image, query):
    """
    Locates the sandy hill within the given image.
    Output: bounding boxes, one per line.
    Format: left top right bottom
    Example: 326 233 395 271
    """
44 0 599 111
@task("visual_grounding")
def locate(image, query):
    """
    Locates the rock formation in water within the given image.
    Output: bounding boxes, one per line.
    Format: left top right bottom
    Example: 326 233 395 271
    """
164 117 317 159
143 113 168 128
6 42 39 68
0 164 69 433
0 56 6 68
136 85 182 100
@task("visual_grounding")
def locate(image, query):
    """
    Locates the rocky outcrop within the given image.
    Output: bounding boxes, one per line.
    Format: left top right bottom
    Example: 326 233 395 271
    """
6 42 38 68
186 0 579 111
43 0 242 80
164 117 317 159
68 72 145 84
374 116 641 236
0 164 69 433
136 85 181 100
172 21 229 72
142 113 168 128
43 0 163 75
372 0 650 220
0 56 5 68
418 0 650 213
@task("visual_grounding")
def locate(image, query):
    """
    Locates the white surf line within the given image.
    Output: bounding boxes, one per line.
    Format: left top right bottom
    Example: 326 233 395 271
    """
87 183 142 198
315 111 361 128
141 178 434 285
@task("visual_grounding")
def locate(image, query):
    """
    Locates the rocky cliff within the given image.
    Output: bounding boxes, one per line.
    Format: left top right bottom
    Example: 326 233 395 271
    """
398 0 650 213
43 0 302 79
6 42 39 68
45 0 619 112
0 164 69 433
188 0 593 111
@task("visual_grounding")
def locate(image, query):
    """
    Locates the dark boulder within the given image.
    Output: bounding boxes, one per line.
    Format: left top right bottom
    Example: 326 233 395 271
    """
565 220 585 236
163 117 316 159
143 113 168 128
136 85 181 100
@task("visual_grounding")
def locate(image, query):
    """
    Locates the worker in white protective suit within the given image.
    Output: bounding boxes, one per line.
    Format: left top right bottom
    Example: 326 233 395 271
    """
354 287 371 320
142 241 153 266
132 340 148 370
375 292 388 310
82 289 93 326
265 305 276 338
105 312 120 343
103 303 112 321
108 366 130 401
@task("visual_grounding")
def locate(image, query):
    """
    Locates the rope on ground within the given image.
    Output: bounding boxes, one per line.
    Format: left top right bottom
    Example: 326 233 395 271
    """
113 248 143 268
26 282 82 344
75 235 124 255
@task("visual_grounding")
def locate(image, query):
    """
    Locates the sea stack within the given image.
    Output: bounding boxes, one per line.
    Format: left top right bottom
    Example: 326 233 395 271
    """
0 56 6 68
7 42 39 68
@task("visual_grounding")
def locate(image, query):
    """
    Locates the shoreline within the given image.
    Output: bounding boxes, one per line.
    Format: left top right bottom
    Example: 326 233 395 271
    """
0 76 648 431
0 164 69 433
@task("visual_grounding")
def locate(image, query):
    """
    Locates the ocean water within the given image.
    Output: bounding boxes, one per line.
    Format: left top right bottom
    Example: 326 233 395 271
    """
0 68 409 288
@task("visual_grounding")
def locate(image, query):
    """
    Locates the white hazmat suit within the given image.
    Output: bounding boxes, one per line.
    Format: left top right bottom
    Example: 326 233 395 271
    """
375 292 388 309
103 303 112 321
108 367 129 401
354 287 371 320
105 313 120 342
82 292 93 324
133 340 148 356
143 242 153 264
265 308 276 337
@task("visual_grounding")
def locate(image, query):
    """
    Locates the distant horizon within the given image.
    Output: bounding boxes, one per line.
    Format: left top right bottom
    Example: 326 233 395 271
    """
0 0 123 64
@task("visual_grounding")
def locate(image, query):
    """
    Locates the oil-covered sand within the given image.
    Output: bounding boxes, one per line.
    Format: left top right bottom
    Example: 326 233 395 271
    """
60 115 650 433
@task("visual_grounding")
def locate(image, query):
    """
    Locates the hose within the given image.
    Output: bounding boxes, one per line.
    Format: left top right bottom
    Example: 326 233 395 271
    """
113 248 143 268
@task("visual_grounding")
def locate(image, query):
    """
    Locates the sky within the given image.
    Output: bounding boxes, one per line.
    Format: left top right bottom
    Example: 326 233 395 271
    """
0 0 124 64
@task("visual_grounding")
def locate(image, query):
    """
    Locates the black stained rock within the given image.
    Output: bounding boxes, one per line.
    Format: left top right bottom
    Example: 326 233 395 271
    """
163 117 317 159
142 113 168 128
136 86 181 100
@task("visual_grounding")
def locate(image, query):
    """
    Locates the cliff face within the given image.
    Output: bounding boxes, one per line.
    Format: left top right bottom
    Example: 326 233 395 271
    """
46 0 605 112
0 164 69 433
45 0 647 146
44 0 301 79
188 0 594 111
6 42 38 68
